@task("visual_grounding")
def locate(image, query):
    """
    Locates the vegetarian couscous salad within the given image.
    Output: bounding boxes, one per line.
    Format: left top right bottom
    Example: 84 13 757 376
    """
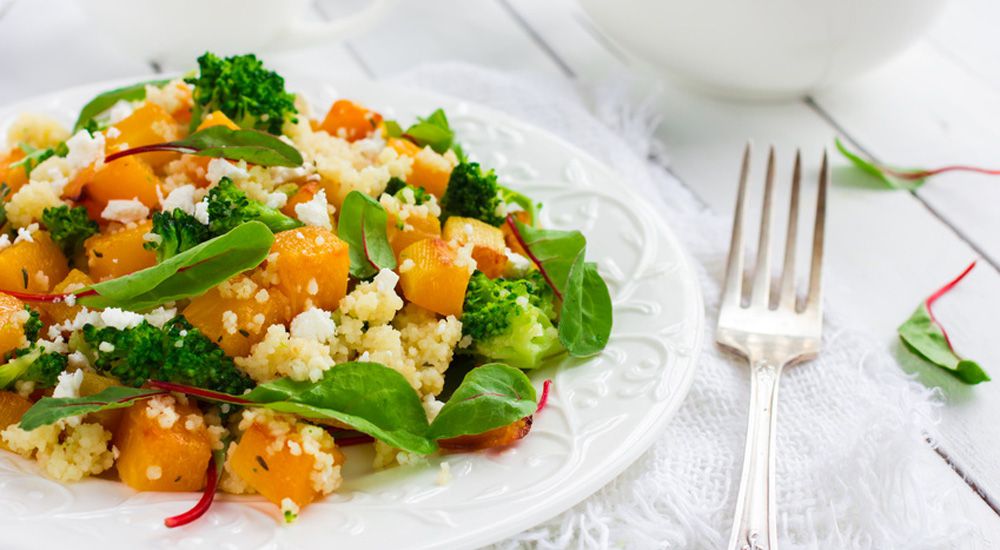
0 53 612 525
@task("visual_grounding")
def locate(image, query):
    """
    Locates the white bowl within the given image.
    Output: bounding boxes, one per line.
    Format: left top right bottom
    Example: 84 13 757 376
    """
579 0 949 99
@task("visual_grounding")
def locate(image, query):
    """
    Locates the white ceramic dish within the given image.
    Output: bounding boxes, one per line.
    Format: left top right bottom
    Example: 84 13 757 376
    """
0 77 704 549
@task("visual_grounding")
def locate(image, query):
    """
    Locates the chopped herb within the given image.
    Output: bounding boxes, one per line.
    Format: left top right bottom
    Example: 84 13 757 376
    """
20 268 28 289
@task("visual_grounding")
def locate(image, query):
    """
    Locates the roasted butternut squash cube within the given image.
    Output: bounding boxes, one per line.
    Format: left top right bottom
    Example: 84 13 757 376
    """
105 102 181 168
114 397 212 492
183 278 292 358
0 293 27 359
320 99 382 142
439 417 532 452
398 238 472 317
269 227 350 314
84 220 157 281
0 391 32 448
38 269 92 325
82 156 161 217
196 110 240 132
79 371 125 432
0 148 29 193
228 421 343 508
387 212 441 258
0 231 68 294
443 216 507 279
387 139 452 198
281 181 319 218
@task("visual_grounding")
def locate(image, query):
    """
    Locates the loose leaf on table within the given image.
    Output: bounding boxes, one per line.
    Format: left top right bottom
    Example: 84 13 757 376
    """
428 363 537 440
78 221 274 311
104 126 303 167
337 190 396 279
18 386 167 431
506 216 613 356
73 79 171 133
897 261 989 384
151 362 436 454
835 138 1000 191
385 108 455 155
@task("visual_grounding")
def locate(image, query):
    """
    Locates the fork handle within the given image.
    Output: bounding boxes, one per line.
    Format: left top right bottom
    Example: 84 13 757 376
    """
728 358 783 550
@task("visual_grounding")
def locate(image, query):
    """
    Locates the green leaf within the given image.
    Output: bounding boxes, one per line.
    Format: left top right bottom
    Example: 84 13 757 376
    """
73 79 171 133
0 348 41 389
243 362 435 454
898 304 990 384
104 126 303 168
383 120 403 138
512 221 613 356
337 190 396 279
18 387 166 431
499 185 540 226
8 143 57 178
835 138 924 191
79 221 274 311
385 108 455 155
428 363 537 439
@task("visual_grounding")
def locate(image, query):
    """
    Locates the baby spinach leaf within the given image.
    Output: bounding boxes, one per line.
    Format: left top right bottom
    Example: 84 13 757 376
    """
428 363 537 439
835 138 925 191
385 108 455 155
338 190 396 279
79 221 274 311
73 79 171 133
509 218 613 356
899 305 989 384
18 387 166 431
104 126 303 167
244 362 435 454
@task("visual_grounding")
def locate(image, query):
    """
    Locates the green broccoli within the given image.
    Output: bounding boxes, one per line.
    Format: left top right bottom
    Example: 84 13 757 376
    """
0 347 68 389
440 162 504 226
41 205 98 261
186 52 298 135
207 178 303 236
22 307 42 341
145 208 213 261
384 177 432 205
82 317 254 395
461 272 562 369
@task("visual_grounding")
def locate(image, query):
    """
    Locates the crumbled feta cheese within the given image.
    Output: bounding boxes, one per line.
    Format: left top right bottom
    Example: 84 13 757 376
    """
193 198 210 225
265 191 287 209
398 258 415 273
105 126 121 139
52 370 84 399
504 250 534 278
206 158 248 186
160 184 198 215
289 308 337 344
107 100 136 125
145 395 180 429
294 189 333 230
374 268 399 292
100 307 145 330
143 307 177 328
98 342 115 353
221 310 238 335
65 129 106 172
101 198 150 224
14 224 36 244
0 234 10 252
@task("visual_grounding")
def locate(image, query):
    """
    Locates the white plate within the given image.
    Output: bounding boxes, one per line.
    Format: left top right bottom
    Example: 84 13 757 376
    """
0 77 704 550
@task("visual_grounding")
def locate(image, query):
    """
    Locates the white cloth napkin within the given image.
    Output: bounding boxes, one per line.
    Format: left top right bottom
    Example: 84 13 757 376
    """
393 64 977 549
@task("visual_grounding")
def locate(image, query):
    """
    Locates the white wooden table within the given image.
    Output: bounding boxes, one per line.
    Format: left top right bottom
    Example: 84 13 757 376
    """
2 0 999 545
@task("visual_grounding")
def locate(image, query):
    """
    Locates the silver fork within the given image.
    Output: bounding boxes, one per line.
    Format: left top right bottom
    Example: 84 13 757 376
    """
717 145 828 550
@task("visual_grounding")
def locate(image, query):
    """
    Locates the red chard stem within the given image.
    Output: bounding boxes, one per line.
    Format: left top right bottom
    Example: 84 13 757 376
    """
504 214 562 301
147 380 254 405
164 456 219 528
535 379 552 414
925 261 977 355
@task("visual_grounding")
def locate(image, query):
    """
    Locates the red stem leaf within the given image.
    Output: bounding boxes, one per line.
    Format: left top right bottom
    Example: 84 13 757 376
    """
925 260 977 355
3 288 96 304
147 380 254 405
164 456 219 528
535 379 552 414
105 143 196 164
504 214 562 301
886 165 1000 181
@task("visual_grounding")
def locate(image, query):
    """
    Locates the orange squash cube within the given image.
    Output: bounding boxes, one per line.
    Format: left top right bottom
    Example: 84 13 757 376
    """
387 138 453 198
387 212 441 258
196 110 240 132
38 269 92 325
84 220 157 281
183 279 292 358
0 148 29 193
0 231 68 294
0 391 32 447
0 293 27 358
442 216 507 279
105 102 181 168
439 417 532 452
78 371 126 432
269 227 350 314
320 99 382 142
114 397 212 492
228 421 343 508
398 239 472 317
82 156 161 217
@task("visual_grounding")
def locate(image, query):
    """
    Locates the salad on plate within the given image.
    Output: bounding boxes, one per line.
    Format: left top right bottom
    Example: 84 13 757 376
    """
0 52 612 525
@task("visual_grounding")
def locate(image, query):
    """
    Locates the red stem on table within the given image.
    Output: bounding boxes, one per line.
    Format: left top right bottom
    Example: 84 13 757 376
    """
925 261 977 355
535 379 552 414
164 457 219 528
147 380 253 405
885 165 1000 181
105 143 196 164
504 214 562 301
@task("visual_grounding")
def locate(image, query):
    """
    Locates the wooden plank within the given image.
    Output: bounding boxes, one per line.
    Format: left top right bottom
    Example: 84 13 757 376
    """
503 0 1000 541
926 0 1000 91
0 0 149 104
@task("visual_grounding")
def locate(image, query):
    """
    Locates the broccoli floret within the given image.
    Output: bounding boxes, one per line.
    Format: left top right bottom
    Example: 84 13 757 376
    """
41 205 98 261
22 307 42 341
207 178 303 236
146 208 213 260
186 52 298 135
0 347 68 389
83 317 254 395
440 162 504 226
384 177 432 205
461 272 562 369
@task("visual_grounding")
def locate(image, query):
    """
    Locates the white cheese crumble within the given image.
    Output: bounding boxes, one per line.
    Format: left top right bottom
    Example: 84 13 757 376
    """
101 198 149 224
160 184 198 215
294 188 333 230
98 342 115 353
64 129 106 172
14 223 37 244
206 158 249 186
100 307 145 330
289 308 337 344
193 198 210 225
52 370 84 399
